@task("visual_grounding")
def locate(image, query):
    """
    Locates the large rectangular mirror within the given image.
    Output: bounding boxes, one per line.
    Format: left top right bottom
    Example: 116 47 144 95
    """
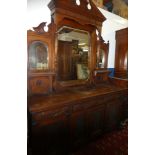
57 26 90 81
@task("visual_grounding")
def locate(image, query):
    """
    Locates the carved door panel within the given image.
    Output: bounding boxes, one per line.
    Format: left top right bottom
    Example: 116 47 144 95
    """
120 92 128 120
31 120 69 155
105 100 122 131
86 105 105 139
70 110 87 149
30 107 70 155
123 95 128 118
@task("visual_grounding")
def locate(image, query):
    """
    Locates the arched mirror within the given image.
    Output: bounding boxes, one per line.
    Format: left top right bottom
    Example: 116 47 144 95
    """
57 26 90 81
28 41 49 70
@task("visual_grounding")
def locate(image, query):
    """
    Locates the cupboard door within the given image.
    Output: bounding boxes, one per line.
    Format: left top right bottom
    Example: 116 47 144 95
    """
86 105 105 139
121 93 128 119
70 111 87 148
31 106 71 155
31 120 69 155
105 100 122 131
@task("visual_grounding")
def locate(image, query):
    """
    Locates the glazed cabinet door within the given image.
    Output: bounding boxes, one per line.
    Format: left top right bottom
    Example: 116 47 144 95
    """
27 31 53 96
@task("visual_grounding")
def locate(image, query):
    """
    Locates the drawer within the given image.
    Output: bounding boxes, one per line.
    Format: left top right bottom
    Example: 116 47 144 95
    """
73 102 85 112
31 106 71 128
29 76 50 95
32 106 71 121
84 98 100 109
72 97 99 112
103 92 122 103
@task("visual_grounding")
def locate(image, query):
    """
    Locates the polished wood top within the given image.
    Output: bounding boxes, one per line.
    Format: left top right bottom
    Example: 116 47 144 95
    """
28 83 127 113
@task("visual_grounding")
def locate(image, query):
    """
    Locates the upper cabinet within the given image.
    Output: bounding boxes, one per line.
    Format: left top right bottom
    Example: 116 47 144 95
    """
27 0 110 94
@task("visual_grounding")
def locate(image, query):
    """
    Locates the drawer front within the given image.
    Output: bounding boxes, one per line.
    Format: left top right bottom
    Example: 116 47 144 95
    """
73 97 99 112
31 106 71 127
73 102 85 112
103 92 122 103
29 76 50 95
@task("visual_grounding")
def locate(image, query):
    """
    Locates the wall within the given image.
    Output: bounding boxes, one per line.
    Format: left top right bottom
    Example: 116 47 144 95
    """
27 0 51 29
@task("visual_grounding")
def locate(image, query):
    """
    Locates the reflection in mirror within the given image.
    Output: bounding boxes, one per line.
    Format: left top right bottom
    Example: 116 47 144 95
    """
97 49 105 68
28 41 48 70
57 26 90 81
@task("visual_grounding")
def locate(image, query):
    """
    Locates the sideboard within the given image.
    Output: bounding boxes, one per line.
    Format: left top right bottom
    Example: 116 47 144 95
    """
28 78 128 155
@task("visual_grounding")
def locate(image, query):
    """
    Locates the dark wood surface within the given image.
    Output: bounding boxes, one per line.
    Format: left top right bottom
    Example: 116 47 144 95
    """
28 83 127 113
28 79 128 154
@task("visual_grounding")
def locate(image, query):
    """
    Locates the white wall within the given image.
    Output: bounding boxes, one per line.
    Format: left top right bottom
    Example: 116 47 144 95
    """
27 0 51 30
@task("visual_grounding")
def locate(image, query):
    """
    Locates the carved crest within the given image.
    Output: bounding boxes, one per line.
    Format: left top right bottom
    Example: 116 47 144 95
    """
33 22 47 33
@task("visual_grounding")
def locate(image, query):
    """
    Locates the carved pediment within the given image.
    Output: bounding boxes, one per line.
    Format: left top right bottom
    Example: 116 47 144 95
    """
48 0 106 26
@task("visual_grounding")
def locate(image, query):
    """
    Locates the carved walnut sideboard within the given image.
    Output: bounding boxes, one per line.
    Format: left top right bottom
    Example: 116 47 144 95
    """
27 1 128 154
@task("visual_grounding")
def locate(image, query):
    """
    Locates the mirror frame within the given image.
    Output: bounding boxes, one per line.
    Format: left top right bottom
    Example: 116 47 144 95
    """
56 26 90 82
96 38 109 69
54 18 98 89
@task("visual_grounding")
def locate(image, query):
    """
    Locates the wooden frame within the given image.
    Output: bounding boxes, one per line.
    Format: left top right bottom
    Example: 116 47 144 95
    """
96 38 109 69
